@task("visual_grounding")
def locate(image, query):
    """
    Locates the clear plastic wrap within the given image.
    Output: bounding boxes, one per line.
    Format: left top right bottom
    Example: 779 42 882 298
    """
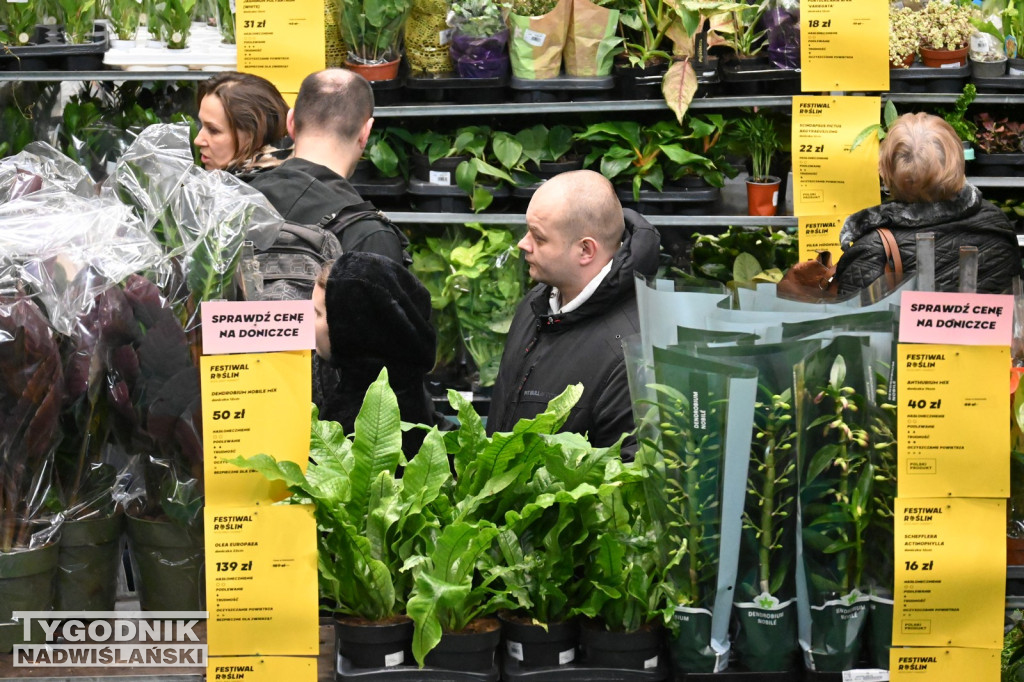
765 0 800 69
0 141 96 199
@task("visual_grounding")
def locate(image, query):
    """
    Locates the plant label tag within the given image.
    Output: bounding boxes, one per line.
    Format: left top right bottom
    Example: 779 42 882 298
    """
8 0 29 4
506 641 524 661
439 29 451 45
643 655 658 669
523 29 546 47
970 35 988 53
939 61 962 69
230 0 236 11
429 170 451 185
384 651 404 667
1011 65 1024 76
558 648 575 664
841 670 889 682
772 190 778 206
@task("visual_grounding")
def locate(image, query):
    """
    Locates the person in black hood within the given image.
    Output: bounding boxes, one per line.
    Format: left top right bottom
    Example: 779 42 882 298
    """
487 170 660 459
312 252 437 455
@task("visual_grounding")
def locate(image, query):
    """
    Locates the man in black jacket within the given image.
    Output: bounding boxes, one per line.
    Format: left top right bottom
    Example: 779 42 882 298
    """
487 170 660 458
246 68 408 263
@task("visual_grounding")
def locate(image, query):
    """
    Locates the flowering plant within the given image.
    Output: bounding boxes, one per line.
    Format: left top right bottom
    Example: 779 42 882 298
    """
916 1 976 51
889 6 918 67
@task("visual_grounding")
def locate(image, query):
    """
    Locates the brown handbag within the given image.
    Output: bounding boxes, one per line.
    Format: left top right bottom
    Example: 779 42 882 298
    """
876 227 904 288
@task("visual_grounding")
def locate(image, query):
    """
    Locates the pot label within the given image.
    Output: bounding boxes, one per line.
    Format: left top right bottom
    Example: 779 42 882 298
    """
644 655 658 669
429 170 451 185
384 651 404 667
772 190 778 206
523 29 547 47
940 61 962 69
506 640 524 661
439 29 451 45
558 648 575 664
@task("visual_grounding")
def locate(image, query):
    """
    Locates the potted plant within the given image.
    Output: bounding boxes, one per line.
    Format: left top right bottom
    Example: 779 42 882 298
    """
732 112 784 217
916 0 976 67
507 0 572 80
215 0 235 44
56 0 97 44
406 0 453 75
108 0 145 44
340 0 413 80
972 111 1024 175
716 0 769 62
0 1 42 46
563 0 622 77
972 0 1023 75
491 123 580 195
889 6 919 69
447 0 511 78
937 83 978 159
146 0 198 49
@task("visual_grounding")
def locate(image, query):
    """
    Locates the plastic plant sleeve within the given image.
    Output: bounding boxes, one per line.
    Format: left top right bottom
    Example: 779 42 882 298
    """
449 28 511 78
507 0 572 79
764 1 799 69
406 0 453 74
634 273 730 364
563 0 619 76
0 141 96 198
0 296 65 553
793 336 878 672
634 347 755 673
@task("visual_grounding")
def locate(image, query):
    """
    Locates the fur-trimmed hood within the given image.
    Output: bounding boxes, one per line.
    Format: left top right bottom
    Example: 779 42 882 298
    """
839 184 983 249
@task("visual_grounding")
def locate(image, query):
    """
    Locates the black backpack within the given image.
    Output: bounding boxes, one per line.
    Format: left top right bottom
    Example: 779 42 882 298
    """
319 200 413 269
252 221 343 302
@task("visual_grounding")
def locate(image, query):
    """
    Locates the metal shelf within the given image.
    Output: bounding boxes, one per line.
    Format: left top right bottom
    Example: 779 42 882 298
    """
967 176 1024 188
0 70 217 82
387 211 798 227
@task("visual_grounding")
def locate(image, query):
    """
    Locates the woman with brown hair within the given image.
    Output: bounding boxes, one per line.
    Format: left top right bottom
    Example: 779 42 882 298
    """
193 72 290 173
829 112 1021 295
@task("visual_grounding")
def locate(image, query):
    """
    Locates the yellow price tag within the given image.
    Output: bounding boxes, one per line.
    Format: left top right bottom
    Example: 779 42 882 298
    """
207 655 316 681
890 647 999 681
797 215 845 263
896 344 1009 498
792 97 881 217
894 497 1005 648
237 0 326 94
201 351 311 506
801 0 889 91
205 505 319 656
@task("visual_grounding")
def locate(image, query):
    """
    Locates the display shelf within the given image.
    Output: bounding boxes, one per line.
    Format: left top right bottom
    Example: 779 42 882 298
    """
0 70 218 81
385 211 798 227
967 176 1024 188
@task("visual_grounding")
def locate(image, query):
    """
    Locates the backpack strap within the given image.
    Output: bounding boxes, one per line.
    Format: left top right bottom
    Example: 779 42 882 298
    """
877 227 904 288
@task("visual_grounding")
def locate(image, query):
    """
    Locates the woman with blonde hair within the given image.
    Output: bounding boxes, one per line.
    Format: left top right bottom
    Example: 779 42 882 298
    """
194 71 290 173
829 112 1020 295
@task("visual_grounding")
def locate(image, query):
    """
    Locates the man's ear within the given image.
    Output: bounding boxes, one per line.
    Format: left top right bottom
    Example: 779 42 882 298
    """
578 236 598 266
285 109 296 138
357 116 374 151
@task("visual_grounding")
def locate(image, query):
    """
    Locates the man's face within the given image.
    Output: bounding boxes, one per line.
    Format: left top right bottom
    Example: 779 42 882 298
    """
312 283 331 361
520 190 576 289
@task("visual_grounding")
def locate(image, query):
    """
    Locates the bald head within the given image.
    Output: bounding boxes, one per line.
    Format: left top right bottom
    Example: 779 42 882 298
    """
531 170 624 251
292 68 374 142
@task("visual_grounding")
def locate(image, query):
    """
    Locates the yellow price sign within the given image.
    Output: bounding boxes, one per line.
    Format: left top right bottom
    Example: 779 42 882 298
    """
201 351 311 506
792 97 881 217
205 505 319 656
797 215 844 263
896 344 1009 498
894 497 1005 648
801 0 889 91
237 0 326 94
890 647 999 681
207 656 316 681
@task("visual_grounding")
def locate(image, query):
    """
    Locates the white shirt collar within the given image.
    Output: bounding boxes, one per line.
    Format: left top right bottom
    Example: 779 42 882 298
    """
549 259 614 315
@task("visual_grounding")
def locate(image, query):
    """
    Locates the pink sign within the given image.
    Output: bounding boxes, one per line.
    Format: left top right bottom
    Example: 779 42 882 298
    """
899 291 1013 346
201 300 315 355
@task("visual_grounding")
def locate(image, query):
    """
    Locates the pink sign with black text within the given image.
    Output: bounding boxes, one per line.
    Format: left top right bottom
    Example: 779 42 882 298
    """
898 291 1013 346
201 300 315 355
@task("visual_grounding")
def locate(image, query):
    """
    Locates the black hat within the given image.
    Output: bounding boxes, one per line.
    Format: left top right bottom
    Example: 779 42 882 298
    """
324 252 436 378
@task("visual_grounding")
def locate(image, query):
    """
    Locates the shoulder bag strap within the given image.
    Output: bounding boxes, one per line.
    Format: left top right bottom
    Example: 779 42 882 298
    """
877 227 904 287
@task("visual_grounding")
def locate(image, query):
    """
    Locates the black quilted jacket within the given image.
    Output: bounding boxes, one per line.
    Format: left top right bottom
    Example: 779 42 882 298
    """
833 184 1022 296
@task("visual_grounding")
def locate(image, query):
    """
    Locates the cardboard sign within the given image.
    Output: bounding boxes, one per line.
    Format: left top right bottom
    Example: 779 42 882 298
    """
889 647 1000 681
893 498 1005 648
201 301 315 356
797 215 845 263
899 292 1014 346
237 0 325 95
896 344 1009 498
205 506 319 656
801 0 889 91
207 656 316 681
201 351 311 505
792 96 881 217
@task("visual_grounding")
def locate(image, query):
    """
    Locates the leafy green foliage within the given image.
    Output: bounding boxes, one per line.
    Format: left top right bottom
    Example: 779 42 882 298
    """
152 0 198 48
109 0 145 41
56 0 97 44
0 1 39 45
491 124 578 186
686 224 797 286
715 0 768 57
340 0 413 62
731 113 782 182
937 84 978 143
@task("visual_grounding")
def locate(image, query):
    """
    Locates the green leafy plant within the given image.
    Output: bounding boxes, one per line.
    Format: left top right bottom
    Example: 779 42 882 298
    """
510 0 557 15
57 0 97 44
851 99 900 152
937 83 978 143
715 0 768 58
917 0 976 51
973 0 1024 58
0 1 39 46
732 113 783 182
152 0 197 48
448 0 508 37
889 6 919 67
686 224 797 286
109 0 145 41
974 112 1024 153
362 127 410 179
490 123 577 186
864 370 896 594
215 0 235 43
341 0 413 63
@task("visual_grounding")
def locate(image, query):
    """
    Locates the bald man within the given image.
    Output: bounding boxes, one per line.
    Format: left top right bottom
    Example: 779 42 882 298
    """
487 170 660 457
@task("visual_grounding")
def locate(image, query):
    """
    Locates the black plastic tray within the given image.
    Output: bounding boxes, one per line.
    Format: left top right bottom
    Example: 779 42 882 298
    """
0 22 109 71
615 186 721 216
888 63 970 93
678 671 800 681
509 74 615 103
971 151 1024 176
369 76 403 106
719 60 800 95
407 177 510 212
501 656 669 681
404 73 508 104
971 74 1024 92
337 653 499 681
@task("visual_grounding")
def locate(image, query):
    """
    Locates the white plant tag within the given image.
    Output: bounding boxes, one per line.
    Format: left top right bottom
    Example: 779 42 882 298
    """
506 641 524 661
772 190 779 206
558 648 575 664
429 170 451 185
939 61 962 69
842 669 889 682
643 655 658 669
383 651 404 667
1011 66 1024 76
523 29 546 47
439 28 452 45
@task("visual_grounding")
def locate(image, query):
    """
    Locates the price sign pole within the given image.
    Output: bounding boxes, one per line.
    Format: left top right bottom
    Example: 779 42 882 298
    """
890 291 1011 681
200 300 319 681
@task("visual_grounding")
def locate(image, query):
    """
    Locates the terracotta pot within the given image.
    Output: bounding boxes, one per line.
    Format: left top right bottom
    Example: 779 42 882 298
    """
891 53 915 69
345 58 401 82
746 176 781 217
919 45 968 68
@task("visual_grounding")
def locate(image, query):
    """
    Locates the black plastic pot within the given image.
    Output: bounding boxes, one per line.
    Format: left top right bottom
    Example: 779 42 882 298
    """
719 57 801 96
335 616 414 668
424 617 501 672
56 512 123 611
411 153 469 184
499 613 579 667
0 542 58 653
407 178 510 213
614 60 668 100
580 621 665 670
972 151 1024 176
125 515 204 611
888 63 971 93
615 185 720 217
526 157 584 180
